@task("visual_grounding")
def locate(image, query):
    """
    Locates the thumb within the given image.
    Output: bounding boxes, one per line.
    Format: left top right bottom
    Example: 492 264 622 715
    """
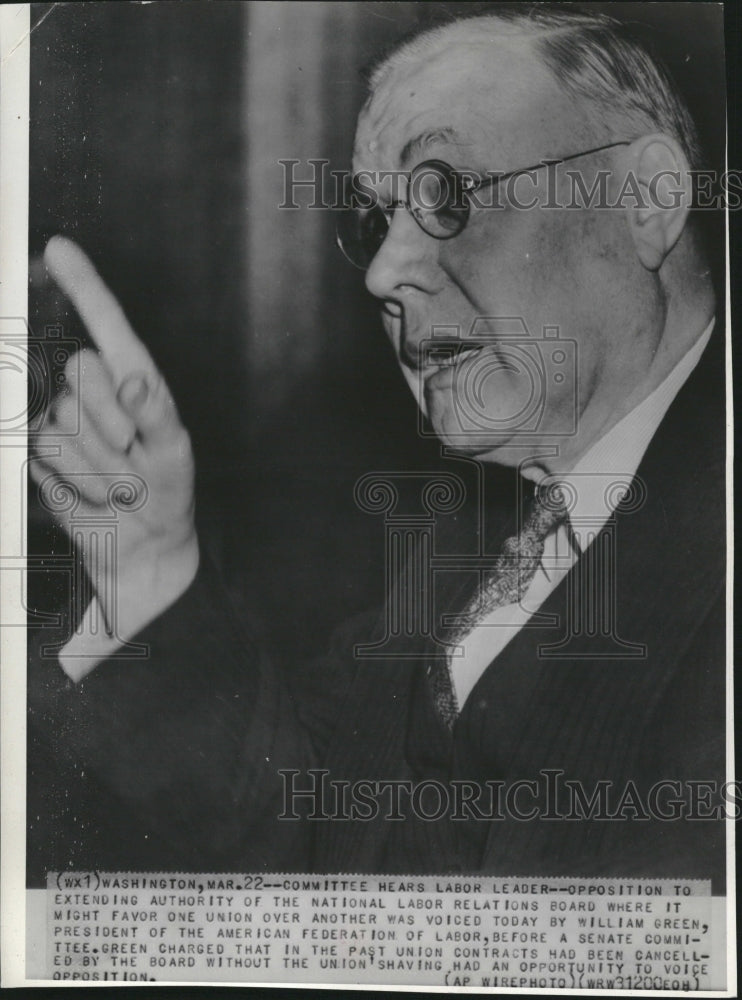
117 372 181 445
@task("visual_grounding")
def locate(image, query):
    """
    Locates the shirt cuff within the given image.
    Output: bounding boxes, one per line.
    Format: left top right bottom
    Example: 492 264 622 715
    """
56 549 200 681
58 598 131 681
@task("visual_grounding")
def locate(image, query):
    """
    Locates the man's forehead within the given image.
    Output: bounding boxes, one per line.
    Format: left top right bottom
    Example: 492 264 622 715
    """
352 32 563 174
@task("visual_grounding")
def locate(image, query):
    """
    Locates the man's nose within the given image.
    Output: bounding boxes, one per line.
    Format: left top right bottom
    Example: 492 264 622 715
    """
364 205 436 301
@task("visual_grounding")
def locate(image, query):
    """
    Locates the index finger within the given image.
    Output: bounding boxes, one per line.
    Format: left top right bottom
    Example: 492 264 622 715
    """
44 235 158 388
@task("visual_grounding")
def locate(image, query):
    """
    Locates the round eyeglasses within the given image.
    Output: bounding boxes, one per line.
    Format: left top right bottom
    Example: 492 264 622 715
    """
336 142 630 270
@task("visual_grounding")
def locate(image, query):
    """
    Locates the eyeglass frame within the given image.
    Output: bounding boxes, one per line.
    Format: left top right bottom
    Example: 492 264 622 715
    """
336 139 631 270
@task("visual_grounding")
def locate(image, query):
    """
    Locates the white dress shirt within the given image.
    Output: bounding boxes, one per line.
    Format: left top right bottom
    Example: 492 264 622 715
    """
448 318 714 710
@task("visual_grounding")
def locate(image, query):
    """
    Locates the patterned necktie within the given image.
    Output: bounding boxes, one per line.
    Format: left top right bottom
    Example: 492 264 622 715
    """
428 482 570 730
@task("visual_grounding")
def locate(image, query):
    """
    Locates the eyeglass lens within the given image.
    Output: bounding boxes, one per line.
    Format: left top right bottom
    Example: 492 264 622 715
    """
336 160 471 269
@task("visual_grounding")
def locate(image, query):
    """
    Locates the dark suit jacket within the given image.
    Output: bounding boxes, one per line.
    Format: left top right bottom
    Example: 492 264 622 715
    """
27 328 727 890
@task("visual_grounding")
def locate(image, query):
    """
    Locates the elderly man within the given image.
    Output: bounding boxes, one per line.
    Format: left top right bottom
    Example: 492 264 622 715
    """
29 7 726 885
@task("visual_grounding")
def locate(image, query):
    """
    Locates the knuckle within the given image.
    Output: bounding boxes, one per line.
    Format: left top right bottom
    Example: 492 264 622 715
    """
81 475 110 505
112 430 136 454
35 404 56 434
28 457 46 481
64 351 81 385
100 411 135 451
51 448 84 477
53 395 79 430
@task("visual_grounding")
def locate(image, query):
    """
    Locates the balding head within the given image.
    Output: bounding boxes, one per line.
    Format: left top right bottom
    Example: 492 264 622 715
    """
348 8 714 473
364 8 703 170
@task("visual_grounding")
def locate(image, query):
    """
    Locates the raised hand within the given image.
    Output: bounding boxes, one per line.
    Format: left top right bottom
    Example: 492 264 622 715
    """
31 237 199 668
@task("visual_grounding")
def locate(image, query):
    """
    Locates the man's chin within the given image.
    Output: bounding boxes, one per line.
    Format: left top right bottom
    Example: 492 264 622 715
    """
429 416 514 459
425 384 528 460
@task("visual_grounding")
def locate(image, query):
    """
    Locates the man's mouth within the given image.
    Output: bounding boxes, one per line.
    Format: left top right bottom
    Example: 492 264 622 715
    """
423 341 493 372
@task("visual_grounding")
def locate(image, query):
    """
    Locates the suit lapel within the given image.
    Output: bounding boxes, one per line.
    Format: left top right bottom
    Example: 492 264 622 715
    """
312 461 517 872
315 327 726 874
470 327 726 869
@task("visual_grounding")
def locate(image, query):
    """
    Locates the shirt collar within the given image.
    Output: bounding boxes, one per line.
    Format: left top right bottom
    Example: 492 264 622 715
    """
525 318 715 551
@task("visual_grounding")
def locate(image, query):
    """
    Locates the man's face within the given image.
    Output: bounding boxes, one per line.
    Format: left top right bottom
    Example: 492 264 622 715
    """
352 31 636 470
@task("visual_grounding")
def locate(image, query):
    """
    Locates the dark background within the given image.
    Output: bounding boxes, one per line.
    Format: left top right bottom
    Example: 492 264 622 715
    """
26 1 727 881
28 0 726 660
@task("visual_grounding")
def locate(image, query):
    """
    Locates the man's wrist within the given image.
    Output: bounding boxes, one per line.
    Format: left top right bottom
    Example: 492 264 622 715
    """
59 538 200 681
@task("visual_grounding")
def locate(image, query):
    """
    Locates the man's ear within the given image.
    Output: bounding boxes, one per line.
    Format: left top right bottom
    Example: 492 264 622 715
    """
624 133 692 271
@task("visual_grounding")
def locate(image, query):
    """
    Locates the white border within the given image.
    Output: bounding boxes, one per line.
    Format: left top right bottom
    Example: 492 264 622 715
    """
722 104 736 997
0 2 735 992
0 2 29 990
